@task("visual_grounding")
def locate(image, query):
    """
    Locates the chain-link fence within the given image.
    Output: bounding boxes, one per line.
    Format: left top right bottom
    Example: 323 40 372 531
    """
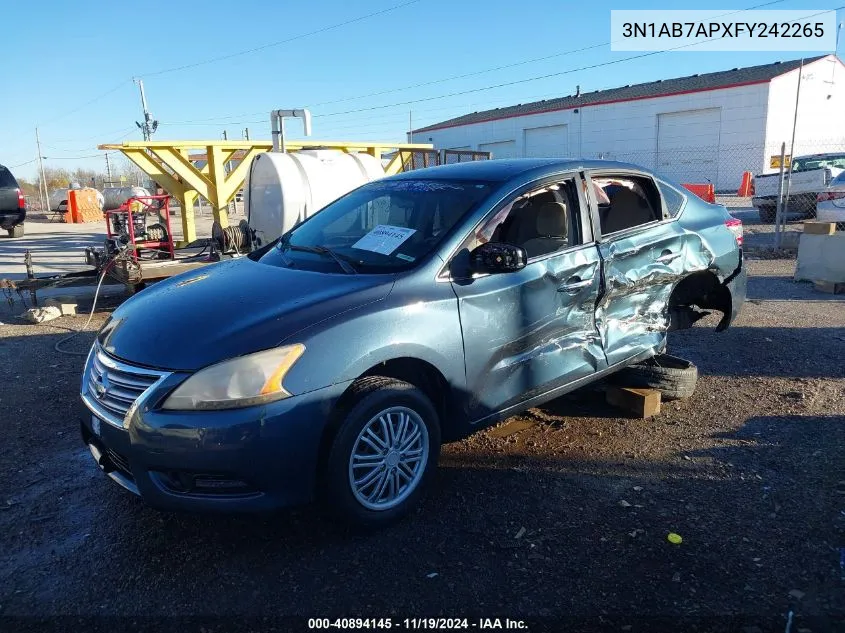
399 149 492 171
588 139 845 234
442 149 492 165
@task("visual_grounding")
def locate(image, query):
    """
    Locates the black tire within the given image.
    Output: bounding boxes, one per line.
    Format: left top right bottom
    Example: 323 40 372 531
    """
7 224 24 238
322 377 441 528
758 206 776 224
612 353 698 401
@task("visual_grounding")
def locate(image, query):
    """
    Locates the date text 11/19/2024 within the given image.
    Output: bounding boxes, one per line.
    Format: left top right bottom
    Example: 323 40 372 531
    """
307 618 529 630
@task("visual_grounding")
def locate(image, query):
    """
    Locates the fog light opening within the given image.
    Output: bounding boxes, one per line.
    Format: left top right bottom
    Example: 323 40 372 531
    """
154 471 256 496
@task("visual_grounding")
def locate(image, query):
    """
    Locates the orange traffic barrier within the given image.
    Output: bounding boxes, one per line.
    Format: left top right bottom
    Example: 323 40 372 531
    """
681 183 715 204
65 189 103 223
737 171 754 197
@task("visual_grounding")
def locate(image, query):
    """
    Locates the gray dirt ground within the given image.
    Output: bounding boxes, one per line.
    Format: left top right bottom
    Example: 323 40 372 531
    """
0 211 844 632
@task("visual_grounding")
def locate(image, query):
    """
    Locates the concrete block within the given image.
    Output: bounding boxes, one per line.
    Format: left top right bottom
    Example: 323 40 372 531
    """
795 233 845 283
45 297 78 316
804 221 837 235
606 386 661 419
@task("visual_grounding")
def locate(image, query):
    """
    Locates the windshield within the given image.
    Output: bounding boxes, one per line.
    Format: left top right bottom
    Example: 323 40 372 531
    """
257 179 493 273
791 154 845 173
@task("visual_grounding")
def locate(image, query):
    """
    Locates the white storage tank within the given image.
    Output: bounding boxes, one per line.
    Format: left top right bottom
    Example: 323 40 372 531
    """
49 186 105 211
245 150 385 246
102 186 151 211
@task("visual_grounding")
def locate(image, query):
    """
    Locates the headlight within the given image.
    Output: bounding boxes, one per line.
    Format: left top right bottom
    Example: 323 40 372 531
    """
161 344 305 411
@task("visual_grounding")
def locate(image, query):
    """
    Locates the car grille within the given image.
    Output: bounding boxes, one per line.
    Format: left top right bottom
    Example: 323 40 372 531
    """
84 346 169 428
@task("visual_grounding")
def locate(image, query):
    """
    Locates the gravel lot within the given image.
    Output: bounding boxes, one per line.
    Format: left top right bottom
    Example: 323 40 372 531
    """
1 218 844 631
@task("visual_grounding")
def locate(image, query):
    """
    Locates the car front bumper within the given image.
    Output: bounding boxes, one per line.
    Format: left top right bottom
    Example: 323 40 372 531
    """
80 372 350 513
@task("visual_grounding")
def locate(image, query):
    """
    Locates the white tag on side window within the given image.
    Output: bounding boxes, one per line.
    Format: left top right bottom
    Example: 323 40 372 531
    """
352 225 416 256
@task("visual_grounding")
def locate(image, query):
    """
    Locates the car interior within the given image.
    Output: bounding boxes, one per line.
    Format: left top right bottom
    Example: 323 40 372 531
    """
593 175 663 235
487 182 579 258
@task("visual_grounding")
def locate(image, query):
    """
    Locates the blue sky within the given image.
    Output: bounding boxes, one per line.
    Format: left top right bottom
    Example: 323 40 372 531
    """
1 0 842 180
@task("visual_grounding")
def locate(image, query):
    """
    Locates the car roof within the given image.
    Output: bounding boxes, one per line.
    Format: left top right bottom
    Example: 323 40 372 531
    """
796 152 845 159
388 158 650 182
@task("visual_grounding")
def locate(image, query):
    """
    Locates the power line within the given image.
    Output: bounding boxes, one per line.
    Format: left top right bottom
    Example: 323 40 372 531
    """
307 0 792 108
41 128 137 155
159 42 608 125
8 158 38 169
39 80 132 127
44 151 118 160
157 0 793 127
47 126 136 145
140 0 422 77
316 5 840 119
307 42 609 108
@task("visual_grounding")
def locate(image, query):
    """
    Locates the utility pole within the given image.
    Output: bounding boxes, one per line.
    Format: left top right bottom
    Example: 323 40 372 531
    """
243 128 250 141
780 57 804 246
133 78 158 141
35 127 48 213
105 153 112 184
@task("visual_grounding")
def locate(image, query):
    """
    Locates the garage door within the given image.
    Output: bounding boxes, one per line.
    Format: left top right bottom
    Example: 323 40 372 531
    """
524 124 569 158
656 108 721 185
479 140 517 159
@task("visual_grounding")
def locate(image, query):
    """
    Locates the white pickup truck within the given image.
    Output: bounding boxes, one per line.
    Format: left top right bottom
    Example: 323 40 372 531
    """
752 153 845 223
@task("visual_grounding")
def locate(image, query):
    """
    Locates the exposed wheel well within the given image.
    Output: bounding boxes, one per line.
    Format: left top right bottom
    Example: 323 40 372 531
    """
668 271 732 332
315 358 458 488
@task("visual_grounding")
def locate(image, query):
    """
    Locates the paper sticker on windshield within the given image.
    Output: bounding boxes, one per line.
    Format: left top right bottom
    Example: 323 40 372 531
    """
352 225 416 255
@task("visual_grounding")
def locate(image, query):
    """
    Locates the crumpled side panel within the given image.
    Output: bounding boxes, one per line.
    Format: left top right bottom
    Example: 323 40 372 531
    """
596 226 717 366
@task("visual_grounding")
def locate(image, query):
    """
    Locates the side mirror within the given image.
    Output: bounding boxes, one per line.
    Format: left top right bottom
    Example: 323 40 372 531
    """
470 242 527 274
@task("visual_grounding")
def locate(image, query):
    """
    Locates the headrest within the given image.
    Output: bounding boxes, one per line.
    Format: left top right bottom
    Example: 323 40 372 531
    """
536 202 568 237
610 186 644 207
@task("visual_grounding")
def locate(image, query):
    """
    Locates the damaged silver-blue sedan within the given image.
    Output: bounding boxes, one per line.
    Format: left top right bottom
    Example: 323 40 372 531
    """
80 159 746 527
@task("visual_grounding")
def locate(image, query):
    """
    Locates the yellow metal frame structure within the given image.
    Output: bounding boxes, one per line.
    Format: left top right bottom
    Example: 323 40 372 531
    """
98 140 434 246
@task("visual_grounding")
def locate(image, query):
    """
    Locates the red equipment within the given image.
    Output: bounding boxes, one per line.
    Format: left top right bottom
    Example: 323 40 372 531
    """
104 195 175 261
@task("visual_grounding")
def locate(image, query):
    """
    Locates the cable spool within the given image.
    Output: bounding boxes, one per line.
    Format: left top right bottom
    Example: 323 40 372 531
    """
212 219 253 254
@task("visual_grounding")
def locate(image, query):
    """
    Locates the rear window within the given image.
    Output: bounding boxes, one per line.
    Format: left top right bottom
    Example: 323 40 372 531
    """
0 167 18 188
657 180 686 217
791 154 845 173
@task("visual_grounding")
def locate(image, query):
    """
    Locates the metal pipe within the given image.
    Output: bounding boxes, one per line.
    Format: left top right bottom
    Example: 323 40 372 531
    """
775 142 786 248
270 109 312 153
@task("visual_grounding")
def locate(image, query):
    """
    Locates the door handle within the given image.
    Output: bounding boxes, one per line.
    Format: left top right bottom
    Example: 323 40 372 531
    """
558 277 593 293
656 251 681 264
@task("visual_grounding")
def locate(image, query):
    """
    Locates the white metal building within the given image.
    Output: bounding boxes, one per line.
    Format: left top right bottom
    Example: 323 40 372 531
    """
410 55 845 190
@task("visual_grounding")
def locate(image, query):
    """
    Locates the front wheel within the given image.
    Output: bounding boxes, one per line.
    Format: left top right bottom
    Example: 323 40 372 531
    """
322 377 441 528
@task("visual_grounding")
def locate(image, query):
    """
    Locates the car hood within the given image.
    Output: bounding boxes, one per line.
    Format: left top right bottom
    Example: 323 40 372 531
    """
98 258 394 371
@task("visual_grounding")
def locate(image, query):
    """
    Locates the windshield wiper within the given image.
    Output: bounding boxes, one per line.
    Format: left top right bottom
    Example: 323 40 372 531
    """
286 244 357 274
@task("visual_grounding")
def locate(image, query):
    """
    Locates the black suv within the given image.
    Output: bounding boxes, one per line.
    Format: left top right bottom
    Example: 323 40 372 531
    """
0 164 26 237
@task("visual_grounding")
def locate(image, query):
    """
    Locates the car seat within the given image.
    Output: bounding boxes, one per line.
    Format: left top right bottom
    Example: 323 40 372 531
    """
521 202 569 258
603 187 656 233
